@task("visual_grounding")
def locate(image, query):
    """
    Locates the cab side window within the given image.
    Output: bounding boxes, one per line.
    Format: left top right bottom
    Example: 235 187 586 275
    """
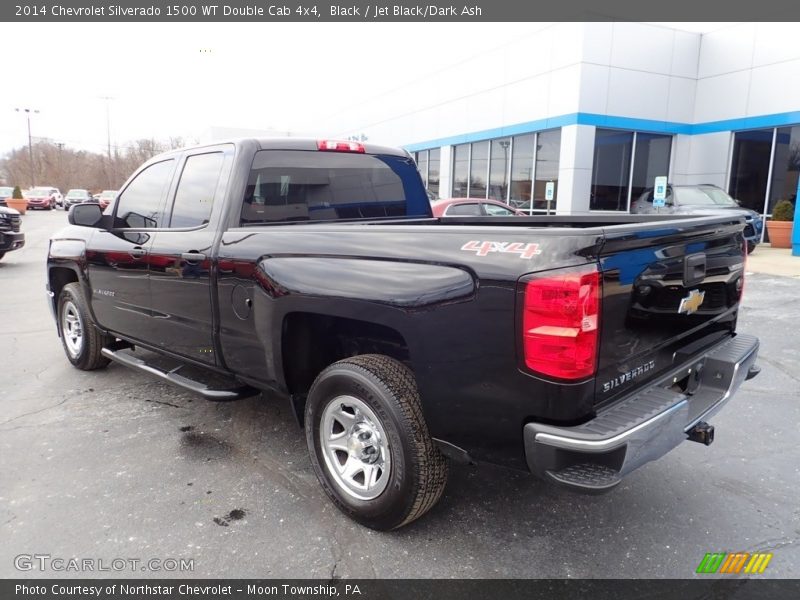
168 152 224 228
114 159 175 229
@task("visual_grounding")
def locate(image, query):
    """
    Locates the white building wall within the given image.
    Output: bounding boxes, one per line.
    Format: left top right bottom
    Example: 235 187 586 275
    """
557 124 595 213
319 23 800 212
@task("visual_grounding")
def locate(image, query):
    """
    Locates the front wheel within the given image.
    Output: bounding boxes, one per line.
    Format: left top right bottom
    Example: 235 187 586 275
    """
305 354 448 531
747 241 756 254
58 283 112 370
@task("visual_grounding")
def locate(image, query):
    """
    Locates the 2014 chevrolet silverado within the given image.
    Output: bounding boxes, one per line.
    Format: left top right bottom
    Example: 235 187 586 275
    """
47 139 760 530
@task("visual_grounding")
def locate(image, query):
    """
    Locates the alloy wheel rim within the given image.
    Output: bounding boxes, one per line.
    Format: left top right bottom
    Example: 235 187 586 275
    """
320 395 391 500
61 300 83 358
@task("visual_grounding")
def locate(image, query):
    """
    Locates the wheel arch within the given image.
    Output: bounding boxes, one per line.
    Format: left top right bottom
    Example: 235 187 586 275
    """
48 266 81 334
281 312 411 426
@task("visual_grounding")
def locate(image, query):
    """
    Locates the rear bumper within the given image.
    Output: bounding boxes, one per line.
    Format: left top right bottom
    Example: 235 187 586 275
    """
524 333 759 493
0 231 25 253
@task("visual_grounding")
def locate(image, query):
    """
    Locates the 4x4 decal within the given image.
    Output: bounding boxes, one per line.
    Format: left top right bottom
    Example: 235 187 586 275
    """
461 241 541 259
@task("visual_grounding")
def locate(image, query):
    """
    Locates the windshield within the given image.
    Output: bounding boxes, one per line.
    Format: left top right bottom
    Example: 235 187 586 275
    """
0 187 12 196
68 190 87 197
100 191 116 199
675 187 738 207
31 187 51 196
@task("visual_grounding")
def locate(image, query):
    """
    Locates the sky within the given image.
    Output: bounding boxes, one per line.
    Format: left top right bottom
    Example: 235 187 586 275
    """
0 22 727 156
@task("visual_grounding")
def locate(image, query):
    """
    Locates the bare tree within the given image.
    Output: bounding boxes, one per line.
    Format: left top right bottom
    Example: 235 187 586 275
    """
0 137 181 192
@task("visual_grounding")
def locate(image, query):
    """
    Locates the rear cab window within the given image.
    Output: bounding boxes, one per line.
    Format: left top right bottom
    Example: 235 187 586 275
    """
240 150 431 225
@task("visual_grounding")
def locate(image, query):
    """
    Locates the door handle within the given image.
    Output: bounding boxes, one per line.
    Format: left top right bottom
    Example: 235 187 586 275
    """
129 246 145 258
181 252 206 263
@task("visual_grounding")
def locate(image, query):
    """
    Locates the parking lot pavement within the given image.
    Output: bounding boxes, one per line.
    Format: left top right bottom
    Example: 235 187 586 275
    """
1 209 798 579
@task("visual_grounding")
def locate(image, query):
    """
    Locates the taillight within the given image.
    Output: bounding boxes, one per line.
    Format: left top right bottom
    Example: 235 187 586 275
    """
521 265 601 380
317 140 365 153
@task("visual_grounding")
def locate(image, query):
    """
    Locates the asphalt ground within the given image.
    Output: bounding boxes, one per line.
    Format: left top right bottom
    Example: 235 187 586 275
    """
1 209 798 578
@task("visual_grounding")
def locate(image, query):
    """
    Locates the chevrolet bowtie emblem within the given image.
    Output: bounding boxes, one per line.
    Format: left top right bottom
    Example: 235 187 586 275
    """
678 289 705 315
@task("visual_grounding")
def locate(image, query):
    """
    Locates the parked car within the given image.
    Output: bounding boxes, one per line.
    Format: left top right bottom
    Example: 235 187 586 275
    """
48 138 759 530
64 189 92 208
24 186 61 210
432 197 526 217
96 190 118 210
631 184 764 253
0 205 25 260
0 186 13 207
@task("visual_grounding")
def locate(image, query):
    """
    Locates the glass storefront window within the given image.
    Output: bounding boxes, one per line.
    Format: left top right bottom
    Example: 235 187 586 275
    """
510 134 534 206
452 143 469 197
591 129 634 211
768 126 800 213
728 129 773 213
428 148 440 198
533 129 561 212
416 150 428 188
450 132 560 206
630 133 671 201
489 138 511 201
470 141 489 198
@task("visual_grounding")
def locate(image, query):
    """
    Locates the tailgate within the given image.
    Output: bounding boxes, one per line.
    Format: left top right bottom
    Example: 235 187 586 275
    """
595 215 747 406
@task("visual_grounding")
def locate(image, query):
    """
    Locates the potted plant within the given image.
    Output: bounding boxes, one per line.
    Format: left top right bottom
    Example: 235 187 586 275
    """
6 186 27 214
766 199 795 248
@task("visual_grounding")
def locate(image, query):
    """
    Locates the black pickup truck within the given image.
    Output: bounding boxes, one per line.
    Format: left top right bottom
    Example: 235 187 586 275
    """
0 206 25 259
47 139 760 530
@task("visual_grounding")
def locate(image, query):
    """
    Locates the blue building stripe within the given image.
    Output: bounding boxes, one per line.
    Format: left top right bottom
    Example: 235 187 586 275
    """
404 110 800 151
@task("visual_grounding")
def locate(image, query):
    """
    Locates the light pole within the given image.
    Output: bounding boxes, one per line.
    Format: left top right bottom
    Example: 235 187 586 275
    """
99 96 114 186
15 107 39 188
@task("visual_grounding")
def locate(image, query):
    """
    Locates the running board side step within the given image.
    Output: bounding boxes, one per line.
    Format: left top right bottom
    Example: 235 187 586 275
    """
101 347 259 401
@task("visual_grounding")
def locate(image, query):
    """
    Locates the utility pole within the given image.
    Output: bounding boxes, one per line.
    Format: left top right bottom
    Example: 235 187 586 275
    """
15 107 39 188
99 96 114 187
55 142 65 190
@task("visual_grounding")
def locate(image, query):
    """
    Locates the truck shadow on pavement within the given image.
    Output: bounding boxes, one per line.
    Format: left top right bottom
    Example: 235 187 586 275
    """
160 382 705 540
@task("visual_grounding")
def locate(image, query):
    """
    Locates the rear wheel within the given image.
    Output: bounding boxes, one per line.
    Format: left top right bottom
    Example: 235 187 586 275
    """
58 283 112 370
0 252 5 261
747 241 756 254
305 354 448 530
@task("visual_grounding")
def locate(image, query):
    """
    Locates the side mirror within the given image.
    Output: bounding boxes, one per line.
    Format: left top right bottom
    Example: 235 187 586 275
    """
68 203 104 227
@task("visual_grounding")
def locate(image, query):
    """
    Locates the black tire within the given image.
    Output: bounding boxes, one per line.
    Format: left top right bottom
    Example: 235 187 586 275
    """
57 282 112 370
305 354 448 531
747 241 756 254
0 252 5 261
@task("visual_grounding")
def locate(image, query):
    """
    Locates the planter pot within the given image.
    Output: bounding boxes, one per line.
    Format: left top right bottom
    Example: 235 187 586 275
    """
6 198 26 214
766 220 793 249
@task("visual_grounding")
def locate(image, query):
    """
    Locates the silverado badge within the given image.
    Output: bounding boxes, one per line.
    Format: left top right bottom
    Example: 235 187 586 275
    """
678 289 705 315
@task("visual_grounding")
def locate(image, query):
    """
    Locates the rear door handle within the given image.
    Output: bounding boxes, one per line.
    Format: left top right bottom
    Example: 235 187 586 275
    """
181 252 206 263
129 246 145 258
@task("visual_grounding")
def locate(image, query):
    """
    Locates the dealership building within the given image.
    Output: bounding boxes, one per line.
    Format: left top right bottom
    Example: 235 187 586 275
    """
333 23 800 225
